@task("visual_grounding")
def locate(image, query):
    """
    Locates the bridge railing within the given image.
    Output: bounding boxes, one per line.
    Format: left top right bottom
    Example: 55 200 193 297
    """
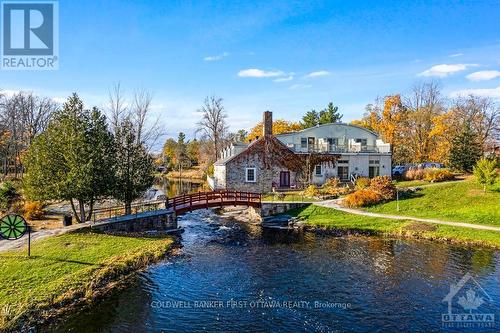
92 199 166 222
166 190 261 212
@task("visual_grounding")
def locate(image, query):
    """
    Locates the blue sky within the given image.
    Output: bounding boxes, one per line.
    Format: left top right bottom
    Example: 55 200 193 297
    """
2 0 500 142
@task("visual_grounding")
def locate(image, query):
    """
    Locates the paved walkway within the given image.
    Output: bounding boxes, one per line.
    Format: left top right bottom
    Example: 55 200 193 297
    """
314 200 500 232
0 222 90 253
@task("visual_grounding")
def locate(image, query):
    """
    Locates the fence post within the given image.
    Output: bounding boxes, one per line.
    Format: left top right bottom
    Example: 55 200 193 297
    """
189 194 193 212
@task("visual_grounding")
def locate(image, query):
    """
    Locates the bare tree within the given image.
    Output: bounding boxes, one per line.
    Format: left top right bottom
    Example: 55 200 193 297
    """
108 82 128 133
196 96 228 162
0 91 56 177
107 84 163 151
451 95 500 151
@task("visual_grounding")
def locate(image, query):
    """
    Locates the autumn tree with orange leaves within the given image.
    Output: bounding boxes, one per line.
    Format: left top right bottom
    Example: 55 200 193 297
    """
246 119 302 142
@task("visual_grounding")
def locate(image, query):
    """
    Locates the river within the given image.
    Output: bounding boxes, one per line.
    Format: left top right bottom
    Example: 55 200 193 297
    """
52 209 499 332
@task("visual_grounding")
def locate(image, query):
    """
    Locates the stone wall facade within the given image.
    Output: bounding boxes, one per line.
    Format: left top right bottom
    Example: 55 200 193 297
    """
223 153 295 193
91 209 177 233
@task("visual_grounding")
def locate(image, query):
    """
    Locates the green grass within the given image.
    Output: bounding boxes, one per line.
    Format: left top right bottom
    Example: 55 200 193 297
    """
290 205 408 232
262 191 319 202
287 205 500 248
365 178 500 226
0 231 173 330
393 179 431 188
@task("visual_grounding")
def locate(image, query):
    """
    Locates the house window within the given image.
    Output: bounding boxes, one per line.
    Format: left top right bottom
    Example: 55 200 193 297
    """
327 138 338 145
369 166 380 178
300 138 307 148
338 160 349 164
245 168 256 182
315 165 322 176
369 160 380 164
338 166 349 180
355 138 368 146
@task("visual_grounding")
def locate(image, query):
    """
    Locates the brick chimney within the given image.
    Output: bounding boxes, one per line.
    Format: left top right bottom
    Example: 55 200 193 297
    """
263 111 273 137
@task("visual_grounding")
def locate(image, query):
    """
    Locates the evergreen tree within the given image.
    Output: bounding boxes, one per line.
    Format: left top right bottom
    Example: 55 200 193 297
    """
113 118 155 215
301 110 320 128
319 102 343 124
24 94 115 222
449 124 482 173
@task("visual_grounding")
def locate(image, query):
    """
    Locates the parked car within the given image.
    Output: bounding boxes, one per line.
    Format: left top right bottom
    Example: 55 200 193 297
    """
418 162 444 169
392 165 406 176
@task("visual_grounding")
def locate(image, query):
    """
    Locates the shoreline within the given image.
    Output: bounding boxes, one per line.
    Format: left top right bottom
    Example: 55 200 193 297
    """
302 225 500 250
1 232 181 333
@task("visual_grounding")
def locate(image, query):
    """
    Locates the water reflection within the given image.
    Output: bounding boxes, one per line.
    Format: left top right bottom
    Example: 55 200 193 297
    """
154 176 206 197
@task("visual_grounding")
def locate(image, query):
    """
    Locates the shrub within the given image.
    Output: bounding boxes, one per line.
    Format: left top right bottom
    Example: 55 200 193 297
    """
24 201 46 220
404 168 425 180
303 184 319 197
343 189 382 208
0 181 18 210
423 168 454 182
473 158 498 191
355 177 371 189
324 177 340 188
369 176 396 200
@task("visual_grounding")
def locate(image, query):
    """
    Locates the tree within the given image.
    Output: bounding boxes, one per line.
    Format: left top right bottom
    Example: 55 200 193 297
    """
196 96 228 162
24 94 115 223
301 110 319 128
449 124 482 173
246 119 301 142
319 102 343 124
113 118 155 215
175 132 190 171
163 138 177 169
473 158 498 192
186 139 200 166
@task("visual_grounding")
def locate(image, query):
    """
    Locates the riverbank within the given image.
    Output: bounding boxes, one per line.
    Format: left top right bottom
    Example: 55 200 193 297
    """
287 205 500 249
0 230 176 332
165 166 206 180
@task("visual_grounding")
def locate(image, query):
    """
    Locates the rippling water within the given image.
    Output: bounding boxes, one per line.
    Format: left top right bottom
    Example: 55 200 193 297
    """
52 209 499 332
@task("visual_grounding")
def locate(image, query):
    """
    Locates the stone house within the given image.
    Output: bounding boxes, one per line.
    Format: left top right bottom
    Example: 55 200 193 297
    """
209 111 392 193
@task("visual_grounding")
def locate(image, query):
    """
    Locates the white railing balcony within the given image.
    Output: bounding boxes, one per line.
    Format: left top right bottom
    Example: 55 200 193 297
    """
289 143 390 154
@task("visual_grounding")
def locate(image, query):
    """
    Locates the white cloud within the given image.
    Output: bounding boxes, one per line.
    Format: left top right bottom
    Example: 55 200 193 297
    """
203 52 229 61
449 53 464 58
305 70 331 78
273 75 293 82
418 63 478 77
289 84 312 90
466 70 500 82
450 86 500 100
238 68 285 78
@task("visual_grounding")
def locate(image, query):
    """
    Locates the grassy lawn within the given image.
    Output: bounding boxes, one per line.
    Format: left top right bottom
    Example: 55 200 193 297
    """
287 205 500 248
393 179 431 188
365 178 500 226
262 191 319 202
0 231 174 330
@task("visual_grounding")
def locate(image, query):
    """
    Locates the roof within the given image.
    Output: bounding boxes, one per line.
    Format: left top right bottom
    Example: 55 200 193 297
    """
275 122 380 138
214 140 258 166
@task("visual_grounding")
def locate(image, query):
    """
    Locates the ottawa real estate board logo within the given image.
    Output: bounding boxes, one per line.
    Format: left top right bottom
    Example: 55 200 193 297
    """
1 0 58 70
442 272 496 329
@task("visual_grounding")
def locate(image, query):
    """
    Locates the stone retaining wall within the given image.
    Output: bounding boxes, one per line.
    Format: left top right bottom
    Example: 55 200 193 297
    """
91 209 177 233
252 202 310 218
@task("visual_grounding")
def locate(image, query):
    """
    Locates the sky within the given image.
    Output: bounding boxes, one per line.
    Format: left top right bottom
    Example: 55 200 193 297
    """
2 0 500 145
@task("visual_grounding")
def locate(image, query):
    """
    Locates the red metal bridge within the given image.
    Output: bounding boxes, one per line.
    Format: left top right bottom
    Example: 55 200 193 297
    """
166 190 262 215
